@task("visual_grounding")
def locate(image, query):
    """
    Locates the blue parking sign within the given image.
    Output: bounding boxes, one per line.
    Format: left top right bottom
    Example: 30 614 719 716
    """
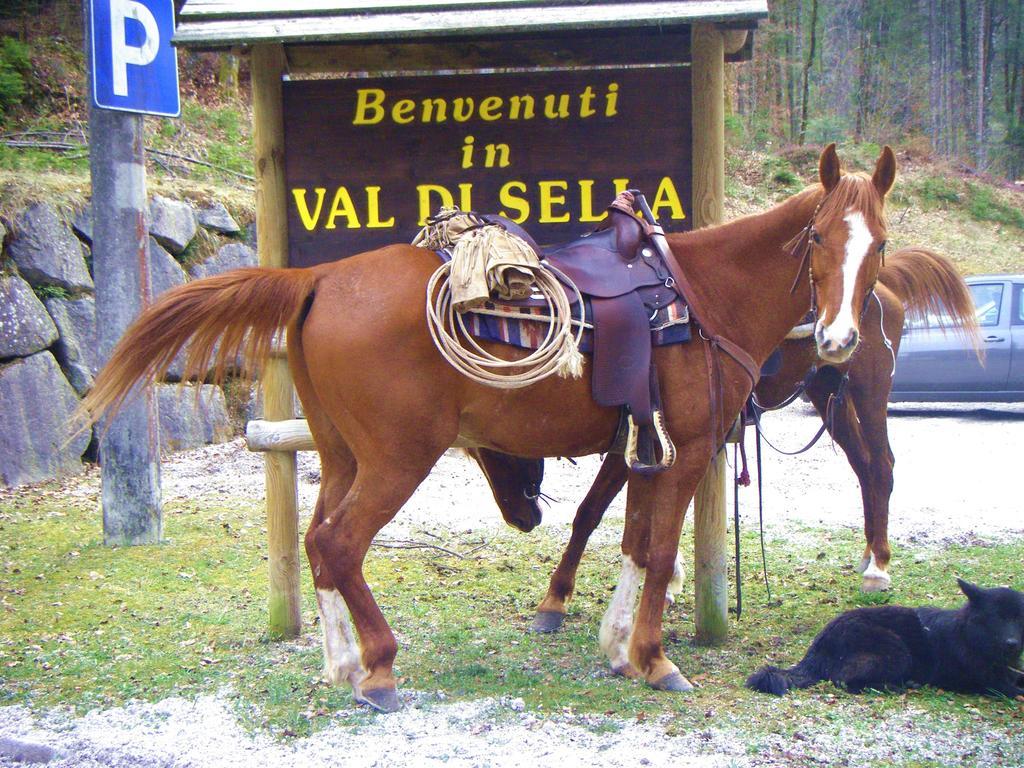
90 0 180 117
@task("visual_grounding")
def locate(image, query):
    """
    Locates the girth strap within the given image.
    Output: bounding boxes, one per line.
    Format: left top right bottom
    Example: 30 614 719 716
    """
632 193 760 389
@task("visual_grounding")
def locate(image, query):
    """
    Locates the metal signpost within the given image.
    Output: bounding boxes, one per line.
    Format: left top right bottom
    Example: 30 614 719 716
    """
86 0 180 544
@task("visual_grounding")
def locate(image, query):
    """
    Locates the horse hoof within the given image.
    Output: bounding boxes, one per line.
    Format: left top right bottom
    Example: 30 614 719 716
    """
356 687 401 713
861 575 891 593
651 671 694 692
530 611 566 633
611 663 641 679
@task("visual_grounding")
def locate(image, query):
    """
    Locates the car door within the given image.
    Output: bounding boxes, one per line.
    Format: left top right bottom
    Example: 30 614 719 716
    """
1008 281 1024 392
973 281 1013 390
895 281 1010 392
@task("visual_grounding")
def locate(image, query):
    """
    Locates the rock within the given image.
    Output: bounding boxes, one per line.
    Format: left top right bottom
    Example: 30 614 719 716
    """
0 736 55 764
197 201 240 235
44 294 98 395
156 384 233 453
6 203 93 292
0 273 59 359
146 237 196 381
0 352 90 487
72 206 92 244
149 237 187 299
149 195 197 255
244 220 257 247
188 242 256 280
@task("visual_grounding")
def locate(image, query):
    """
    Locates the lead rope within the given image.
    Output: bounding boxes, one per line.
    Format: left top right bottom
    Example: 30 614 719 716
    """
732 409 773 610
755 423 772 602
874 290 897 378
733 442 743 619
424 229 586 387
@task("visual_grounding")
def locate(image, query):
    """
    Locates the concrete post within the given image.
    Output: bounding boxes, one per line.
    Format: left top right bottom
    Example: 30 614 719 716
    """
86 8 163 545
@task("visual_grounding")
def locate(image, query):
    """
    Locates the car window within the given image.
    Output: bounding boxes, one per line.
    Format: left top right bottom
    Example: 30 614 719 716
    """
1014 284 1024 326
904 310 954 330
969 283 1003 327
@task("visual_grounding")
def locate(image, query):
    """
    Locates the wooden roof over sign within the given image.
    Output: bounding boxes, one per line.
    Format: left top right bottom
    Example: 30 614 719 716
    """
174 0 769 48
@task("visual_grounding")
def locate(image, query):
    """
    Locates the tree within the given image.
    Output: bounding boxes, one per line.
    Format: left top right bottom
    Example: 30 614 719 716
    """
797 0 820 144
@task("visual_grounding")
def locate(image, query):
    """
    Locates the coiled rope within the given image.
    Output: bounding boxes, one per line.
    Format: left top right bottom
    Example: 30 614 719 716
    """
419 210 585 388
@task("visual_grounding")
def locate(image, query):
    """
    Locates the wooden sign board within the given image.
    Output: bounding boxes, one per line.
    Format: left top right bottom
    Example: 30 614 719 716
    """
283 66 691 267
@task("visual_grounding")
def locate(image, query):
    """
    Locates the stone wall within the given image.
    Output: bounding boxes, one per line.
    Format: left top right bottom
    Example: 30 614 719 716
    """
0 197 256 488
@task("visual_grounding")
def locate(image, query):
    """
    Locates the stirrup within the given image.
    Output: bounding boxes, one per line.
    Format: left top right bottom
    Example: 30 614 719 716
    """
624 409 676 474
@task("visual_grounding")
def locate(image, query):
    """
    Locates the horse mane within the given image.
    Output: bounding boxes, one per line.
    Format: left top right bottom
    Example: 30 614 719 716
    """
877 247 981 354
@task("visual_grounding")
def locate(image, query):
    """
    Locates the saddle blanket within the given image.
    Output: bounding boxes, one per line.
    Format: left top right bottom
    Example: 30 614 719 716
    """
437 251 691 353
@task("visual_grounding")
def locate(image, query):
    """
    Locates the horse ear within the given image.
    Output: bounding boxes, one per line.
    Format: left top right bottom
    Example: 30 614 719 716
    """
872 145 897 197
957 578 985 603
818 143 841 192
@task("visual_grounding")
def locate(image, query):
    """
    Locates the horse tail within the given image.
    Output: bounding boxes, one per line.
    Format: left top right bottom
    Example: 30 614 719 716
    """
877 247 980 351
745 661 820 696
74 266 319 432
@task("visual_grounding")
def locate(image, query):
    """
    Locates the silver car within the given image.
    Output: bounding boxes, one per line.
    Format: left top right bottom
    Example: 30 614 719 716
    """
890 274 1024 402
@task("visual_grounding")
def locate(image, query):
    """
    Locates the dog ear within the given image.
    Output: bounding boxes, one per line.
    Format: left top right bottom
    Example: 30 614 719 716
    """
957 578 986 603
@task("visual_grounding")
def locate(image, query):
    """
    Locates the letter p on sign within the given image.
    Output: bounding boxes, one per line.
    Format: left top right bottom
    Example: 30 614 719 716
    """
90 0 180 117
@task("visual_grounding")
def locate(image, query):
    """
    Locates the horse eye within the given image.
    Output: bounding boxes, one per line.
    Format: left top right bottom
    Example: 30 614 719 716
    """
878 240 887 253
810 231 822 245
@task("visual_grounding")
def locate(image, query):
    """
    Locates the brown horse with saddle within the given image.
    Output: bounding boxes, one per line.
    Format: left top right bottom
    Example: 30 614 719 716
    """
78 144 895 711
474 245 979 635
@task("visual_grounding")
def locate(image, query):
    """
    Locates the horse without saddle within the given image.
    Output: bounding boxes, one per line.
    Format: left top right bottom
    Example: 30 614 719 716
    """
476 193 689 473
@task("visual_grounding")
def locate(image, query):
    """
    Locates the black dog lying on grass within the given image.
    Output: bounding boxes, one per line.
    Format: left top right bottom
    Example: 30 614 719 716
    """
747 579 1024 697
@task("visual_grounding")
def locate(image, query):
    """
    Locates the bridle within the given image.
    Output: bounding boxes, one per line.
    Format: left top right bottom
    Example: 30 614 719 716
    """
786 187 886 347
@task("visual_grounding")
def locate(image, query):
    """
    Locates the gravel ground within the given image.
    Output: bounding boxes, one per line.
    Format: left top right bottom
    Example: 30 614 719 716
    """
2 400 1022 767
154 401 1024 547
0 690 1017 768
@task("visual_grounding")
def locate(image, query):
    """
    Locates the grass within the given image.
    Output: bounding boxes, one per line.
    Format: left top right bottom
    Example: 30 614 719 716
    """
966 184 1024 230
1 480 1022 754
0 99 254 207
145 100 254 184
30 283 69 300
716 153 1022 278
912 175 1024 232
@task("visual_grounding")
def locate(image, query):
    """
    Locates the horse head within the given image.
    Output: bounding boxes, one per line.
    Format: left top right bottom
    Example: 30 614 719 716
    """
808 143 896 364
470 448 545 532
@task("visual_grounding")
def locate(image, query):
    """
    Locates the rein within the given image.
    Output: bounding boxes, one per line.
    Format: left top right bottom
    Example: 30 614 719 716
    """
733 433 773 619
749 370 849 456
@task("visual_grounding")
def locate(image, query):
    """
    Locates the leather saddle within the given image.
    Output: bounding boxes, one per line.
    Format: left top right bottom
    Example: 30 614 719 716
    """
479 195 687 472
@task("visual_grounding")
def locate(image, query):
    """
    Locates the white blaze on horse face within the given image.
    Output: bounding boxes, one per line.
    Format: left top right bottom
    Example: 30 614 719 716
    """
316 588 367 689
817 209 874 357
599 555 642 673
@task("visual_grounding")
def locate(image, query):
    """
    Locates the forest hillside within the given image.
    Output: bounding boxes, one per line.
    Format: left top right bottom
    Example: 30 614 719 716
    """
0 1 1021 275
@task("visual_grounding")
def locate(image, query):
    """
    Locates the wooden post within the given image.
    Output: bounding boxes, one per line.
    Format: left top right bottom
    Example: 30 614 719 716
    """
252 44 302 640
691 23 729 646
693 448 728 644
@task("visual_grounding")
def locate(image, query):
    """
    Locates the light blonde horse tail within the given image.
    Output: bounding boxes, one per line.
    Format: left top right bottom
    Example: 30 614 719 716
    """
74 266 319 433
878 246 981 355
